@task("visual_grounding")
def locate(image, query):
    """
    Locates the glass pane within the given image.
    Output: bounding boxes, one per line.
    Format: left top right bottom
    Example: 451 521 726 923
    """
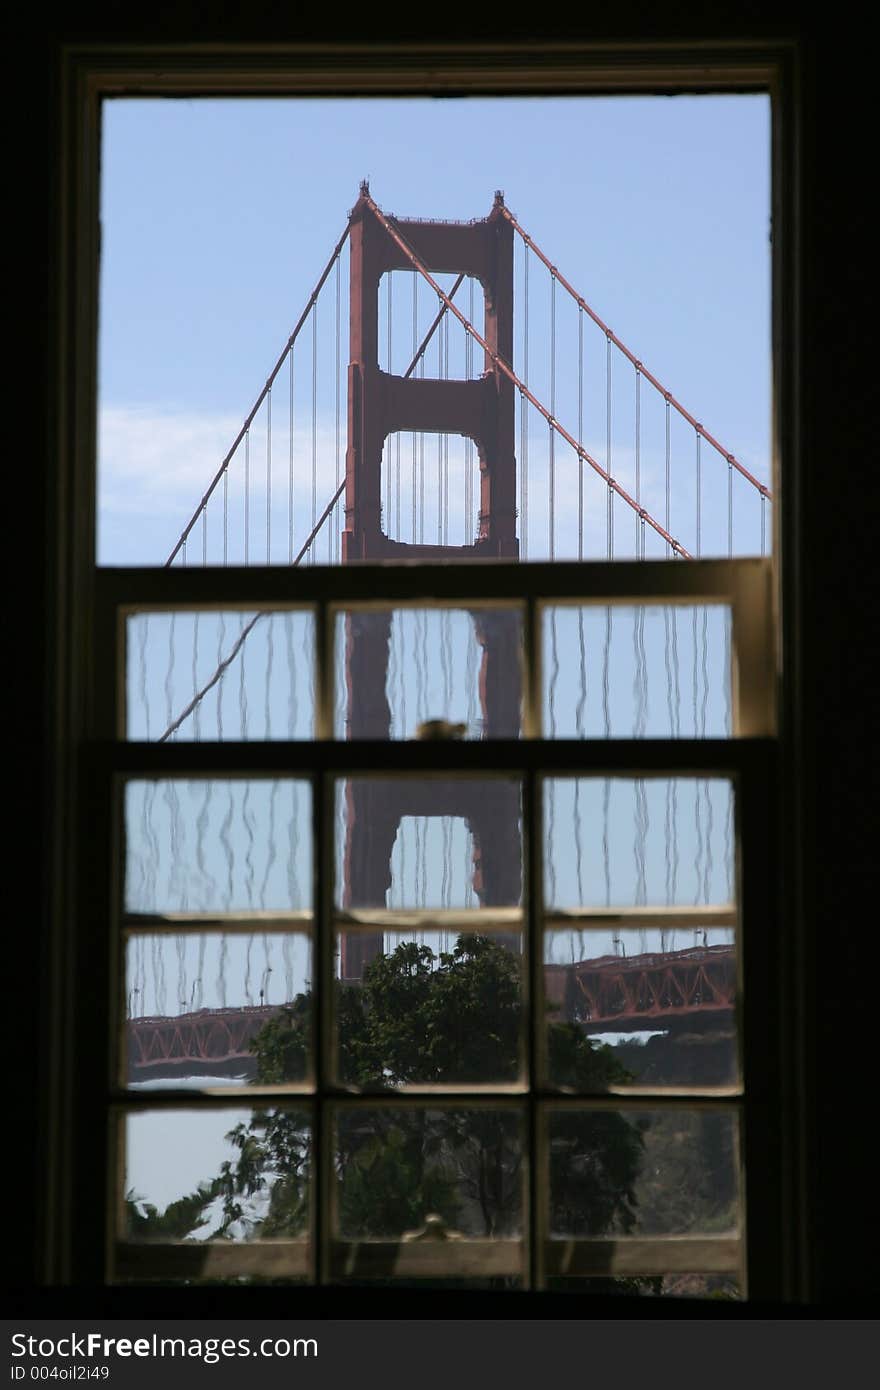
335 778 522 910
544 927 738 1089
547 1107 740 1237
125 611 314 741
125 930 312 1089
334 607 522 740
335 929 524 1087
544 777 735 910
124 779 312 915
123 1106 310 1241
334 1107 524 1239
543 604 733 738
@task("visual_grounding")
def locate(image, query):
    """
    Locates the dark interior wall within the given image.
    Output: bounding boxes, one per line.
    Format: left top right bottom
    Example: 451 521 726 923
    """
12 6 874 1309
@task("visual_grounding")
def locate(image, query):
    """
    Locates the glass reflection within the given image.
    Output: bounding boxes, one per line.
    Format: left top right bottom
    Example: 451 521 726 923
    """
123 1107 310 1242
548 1107 740 1237
334 1107 523 1239
125 931 312 1089
544 927 738 1089
335 930 524 1088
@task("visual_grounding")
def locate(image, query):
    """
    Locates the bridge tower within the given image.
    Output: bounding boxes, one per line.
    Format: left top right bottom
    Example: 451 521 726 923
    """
339 185 521 979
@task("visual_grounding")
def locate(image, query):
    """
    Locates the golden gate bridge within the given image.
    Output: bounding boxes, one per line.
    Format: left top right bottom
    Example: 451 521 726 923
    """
122 184 769 1084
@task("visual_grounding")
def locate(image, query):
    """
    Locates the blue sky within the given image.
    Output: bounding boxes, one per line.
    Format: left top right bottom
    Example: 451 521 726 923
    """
98 93 771 565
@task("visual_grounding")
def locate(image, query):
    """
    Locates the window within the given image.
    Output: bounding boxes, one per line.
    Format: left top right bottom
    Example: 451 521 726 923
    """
39 39 812 1305
98 557 774 1292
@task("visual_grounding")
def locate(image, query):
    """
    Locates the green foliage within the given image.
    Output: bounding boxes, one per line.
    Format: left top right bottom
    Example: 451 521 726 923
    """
159 936 646 1258
125 1182 219 1240
337 1119 461 1237
248 993 310 1084
216 1109 310 1238
339 934 521 1087
218 934 644 1246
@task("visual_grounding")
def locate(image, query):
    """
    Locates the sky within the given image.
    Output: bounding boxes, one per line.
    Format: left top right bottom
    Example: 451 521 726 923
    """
98 93 771 566
102 94 768 1216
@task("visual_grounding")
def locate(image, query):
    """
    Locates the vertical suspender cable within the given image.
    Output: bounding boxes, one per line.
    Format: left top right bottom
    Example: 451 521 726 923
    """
413 273 419 544
635 366 642 558
665 397 671 555
578 305 584 561
437 318 443 543
311 304 318 560
695 427 702 560
444 315 449 545
549 273 556 560
288 348 295 564
266 387 272 563
192 611 200 741
606 335 613 559
335 256 341 563
760 495 766 556
604 334 613 909
419 350 425 544
386 269 394 536
521 246 529 560
244 429 250 566
693 427 702 916
223 467 228 567
633 361 647 907
466 278 474 542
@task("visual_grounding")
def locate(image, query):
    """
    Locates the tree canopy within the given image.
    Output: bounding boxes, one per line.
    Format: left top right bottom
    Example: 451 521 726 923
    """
127 934 646 1269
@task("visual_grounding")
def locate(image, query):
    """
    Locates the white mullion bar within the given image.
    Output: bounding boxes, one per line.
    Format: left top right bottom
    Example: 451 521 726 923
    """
334 907 523 932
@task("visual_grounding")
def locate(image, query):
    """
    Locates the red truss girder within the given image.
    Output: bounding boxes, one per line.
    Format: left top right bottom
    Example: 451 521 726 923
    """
128 1005 283 1069
565 944 736 1030
127 945 736 1073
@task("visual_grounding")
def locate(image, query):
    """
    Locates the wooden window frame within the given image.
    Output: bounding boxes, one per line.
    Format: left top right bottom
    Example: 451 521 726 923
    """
89 557 775 1291
43 40 802 1301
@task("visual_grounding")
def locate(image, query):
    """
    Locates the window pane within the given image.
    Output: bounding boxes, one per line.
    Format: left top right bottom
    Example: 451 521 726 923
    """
542 604 732 738
544 927 738 1089
547 1106 740 1237
122 1106 311 1242
544 777 735 910
335 929 524 1087
334 607 522 740
335 778 522 910
125 610 314 741
125 930 312 1089
123 779 312 915
333 1106 524 1240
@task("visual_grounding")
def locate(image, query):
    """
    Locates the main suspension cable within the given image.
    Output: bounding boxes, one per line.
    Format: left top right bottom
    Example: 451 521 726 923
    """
165 222 351 567
363 192 692 558
498 204 772 503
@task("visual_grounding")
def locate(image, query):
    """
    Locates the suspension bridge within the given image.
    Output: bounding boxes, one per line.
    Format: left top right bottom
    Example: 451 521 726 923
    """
123 184 770 1084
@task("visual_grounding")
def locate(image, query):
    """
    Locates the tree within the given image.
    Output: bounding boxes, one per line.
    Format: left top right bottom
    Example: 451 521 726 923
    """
210 934 645 1255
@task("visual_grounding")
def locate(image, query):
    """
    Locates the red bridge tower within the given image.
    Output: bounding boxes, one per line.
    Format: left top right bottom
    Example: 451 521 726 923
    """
339 186 522 980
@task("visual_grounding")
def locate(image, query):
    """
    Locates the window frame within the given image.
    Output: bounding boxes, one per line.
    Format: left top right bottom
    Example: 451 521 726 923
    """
92 556 774 1292
44 40 801 1302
